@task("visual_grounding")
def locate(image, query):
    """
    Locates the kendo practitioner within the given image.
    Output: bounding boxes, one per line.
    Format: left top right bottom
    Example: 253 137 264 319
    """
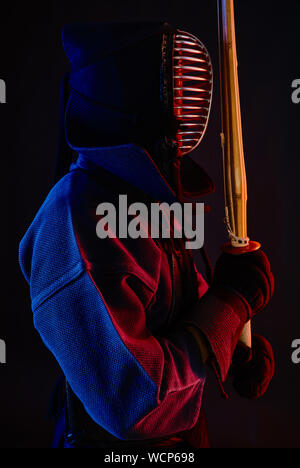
19 22 275 449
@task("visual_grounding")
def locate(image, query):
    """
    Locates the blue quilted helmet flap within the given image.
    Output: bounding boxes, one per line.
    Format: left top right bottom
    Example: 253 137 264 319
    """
62 21 176 150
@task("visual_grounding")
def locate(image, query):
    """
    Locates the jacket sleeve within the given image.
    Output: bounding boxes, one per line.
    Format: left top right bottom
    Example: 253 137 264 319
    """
183 286 250 382
182 266 251 383
32 263 206 440
18 173 206 441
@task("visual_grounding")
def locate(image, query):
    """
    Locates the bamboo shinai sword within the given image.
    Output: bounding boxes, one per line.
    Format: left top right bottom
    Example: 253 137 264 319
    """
218 0 261 347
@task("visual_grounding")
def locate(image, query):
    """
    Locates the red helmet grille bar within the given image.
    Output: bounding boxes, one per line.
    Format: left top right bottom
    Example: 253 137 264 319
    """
173 30 213 155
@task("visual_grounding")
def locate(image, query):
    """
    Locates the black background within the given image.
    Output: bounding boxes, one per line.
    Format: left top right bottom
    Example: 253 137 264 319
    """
1 0 300 448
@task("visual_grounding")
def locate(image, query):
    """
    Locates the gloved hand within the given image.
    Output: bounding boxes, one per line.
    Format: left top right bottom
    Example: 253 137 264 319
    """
183 249 274 382
212 249 274 319
229 334 275 399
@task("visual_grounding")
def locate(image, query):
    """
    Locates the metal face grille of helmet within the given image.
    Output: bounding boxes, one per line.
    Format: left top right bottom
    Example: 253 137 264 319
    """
173 30 213 156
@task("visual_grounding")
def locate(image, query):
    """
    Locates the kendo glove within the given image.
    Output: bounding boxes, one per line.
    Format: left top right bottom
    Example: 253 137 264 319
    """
183 249 274 382
212 249 274 319
229 333 275 399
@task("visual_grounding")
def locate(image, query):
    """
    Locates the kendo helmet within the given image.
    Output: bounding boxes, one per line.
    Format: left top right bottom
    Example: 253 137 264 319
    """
57 21 214 198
